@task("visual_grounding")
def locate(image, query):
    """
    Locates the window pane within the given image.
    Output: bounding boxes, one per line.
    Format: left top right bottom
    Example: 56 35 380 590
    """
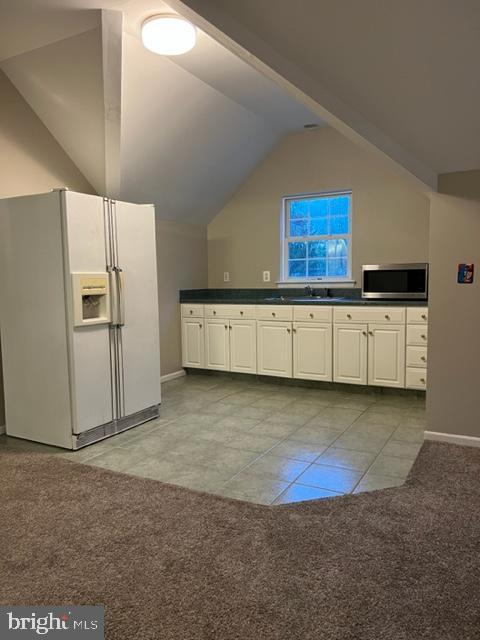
331 195 350 216
290 199 309 219
327 238 348 258
288 241 306 259
327 258 348 277
289 260 306 278
308 259 326 277
330 215 349 234
309 217 328 235
310 198 329 218
290 219 308 236
308 241 327 258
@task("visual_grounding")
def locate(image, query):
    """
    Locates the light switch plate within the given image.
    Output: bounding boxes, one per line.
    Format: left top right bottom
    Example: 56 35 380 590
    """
223 272 230 282
263 270 271 282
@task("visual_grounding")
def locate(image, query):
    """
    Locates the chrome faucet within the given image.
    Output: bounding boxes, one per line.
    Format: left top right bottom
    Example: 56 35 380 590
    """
304 284 314 297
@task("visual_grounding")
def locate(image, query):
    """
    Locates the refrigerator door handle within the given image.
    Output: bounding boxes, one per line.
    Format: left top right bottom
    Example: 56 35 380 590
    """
108 267 119 326
116 268 125 327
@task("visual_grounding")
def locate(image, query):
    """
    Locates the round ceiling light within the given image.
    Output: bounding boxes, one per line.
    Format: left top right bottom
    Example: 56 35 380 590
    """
141 15 197 55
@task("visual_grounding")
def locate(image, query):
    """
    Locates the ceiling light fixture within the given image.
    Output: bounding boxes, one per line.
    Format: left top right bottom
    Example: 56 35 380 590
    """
141 15 197 56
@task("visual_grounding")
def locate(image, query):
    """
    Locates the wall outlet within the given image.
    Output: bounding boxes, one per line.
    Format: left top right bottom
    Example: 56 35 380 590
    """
263 270 271 282
223 271 230 282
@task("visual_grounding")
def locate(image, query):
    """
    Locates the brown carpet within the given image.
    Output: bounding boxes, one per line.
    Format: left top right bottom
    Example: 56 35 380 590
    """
0 441 479 640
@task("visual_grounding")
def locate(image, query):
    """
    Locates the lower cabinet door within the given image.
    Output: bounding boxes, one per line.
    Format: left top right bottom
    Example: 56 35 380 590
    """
293 322 332 381
205 318 230 370
368 323 405 388
257 321 293 378
229 319 257 374
333 323 368 385
181 318 205 368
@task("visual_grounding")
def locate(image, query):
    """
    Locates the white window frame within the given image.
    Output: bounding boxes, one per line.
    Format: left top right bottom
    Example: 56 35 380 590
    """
280 190 353 284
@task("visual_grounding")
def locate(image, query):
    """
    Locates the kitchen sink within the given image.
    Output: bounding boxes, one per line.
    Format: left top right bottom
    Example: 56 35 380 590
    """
286 296 348 303
262 296 348 303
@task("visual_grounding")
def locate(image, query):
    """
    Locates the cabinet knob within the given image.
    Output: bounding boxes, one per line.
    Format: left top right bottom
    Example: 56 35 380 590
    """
347 313 352 319
189 309 193 314
272 312 276 317
362 331 367 336
287 328 291 333
420 378 426 384
213 310 216 315
229 325 232 330
385 314 390 320
421 334 427 340
240 310 244 315
309 312 314 318
199 324 202 328
421 314 427 320
421 355 426 362
292 328 297 333
369 330 374 336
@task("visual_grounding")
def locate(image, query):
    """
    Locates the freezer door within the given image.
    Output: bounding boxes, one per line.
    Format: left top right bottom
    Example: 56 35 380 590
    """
63 191 114 433
113 200 161 415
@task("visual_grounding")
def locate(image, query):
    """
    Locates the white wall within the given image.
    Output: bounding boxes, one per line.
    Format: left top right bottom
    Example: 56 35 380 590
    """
208 127 429 287
427 170 480 440
0 70 93 428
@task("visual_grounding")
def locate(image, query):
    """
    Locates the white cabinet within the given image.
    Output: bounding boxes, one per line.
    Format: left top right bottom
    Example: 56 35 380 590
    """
257 320 292 378
333 324 368 385
406 307 428 389
367 324 405 388
293 322 332 381
181 318 205 368
229 319 257 374
205 318 230 371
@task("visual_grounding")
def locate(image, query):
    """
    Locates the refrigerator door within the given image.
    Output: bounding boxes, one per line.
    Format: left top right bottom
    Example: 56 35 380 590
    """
63 191 114 434
113 200 161 416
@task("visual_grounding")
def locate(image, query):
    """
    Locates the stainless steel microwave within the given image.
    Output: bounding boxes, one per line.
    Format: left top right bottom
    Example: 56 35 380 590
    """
362 263 428 300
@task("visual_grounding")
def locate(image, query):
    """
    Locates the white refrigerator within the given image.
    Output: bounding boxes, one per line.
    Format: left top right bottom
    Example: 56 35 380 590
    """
0 190 161 449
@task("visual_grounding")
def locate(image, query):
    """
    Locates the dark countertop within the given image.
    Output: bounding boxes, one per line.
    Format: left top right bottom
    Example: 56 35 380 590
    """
180 288 428 307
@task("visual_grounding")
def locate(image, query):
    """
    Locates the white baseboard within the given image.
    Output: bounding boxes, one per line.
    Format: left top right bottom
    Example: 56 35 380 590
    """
424 430 480 448
161 369 186 383
0 424 5 435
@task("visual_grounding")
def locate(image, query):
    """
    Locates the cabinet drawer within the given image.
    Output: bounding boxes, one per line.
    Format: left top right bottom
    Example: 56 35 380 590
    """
406 346 428 368
407 325 428 345
228 305 256 320
205 305 234 319
256 305 293 321
407 307 428 324
406 367 427 390
293 305 333 322
181 304 204 318
333 306 405 324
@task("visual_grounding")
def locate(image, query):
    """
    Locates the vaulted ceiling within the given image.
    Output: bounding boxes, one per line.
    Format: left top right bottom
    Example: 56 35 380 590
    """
173 0 480 189
0 0 322 223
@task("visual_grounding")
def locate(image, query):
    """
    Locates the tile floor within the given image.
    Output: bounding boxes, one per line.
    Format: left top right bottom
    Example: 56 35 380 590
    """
0 373 426 505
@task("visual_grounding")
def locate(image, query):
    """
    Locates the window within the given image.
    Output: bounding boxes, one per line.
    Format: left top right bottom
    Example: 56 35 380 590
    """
282 191 352 281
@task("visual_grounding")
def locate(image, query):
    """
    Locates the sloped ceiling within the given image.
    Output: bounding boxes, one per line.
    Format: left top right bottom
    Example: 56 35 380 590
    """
2 27 106 194
0 0 323 223
174 0 480 181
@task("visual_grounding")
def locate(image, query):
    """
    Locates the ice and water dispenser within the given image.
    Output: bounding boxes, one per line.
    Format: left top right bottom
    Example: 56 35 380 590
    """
72 273 111 327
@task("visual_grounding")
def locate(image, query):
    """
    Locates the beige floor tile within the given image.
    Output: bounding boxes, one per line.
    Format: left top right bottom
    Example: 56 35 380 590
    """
290 426 342 446
333 431 389 453
296 463 363 493
368 455 416 479
316 447 377 472
264 411 312 427
353 411 401 427
232 405 274 421
249 421 303 439
392 426 425 443
226 431 281 454
381 440 423 459
84 447 146 472
274 483 342 504
243 453 310 482
218 473 289 505
214 415 261 431
268 440 328 463
354 473 405 493
305 407 363 429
